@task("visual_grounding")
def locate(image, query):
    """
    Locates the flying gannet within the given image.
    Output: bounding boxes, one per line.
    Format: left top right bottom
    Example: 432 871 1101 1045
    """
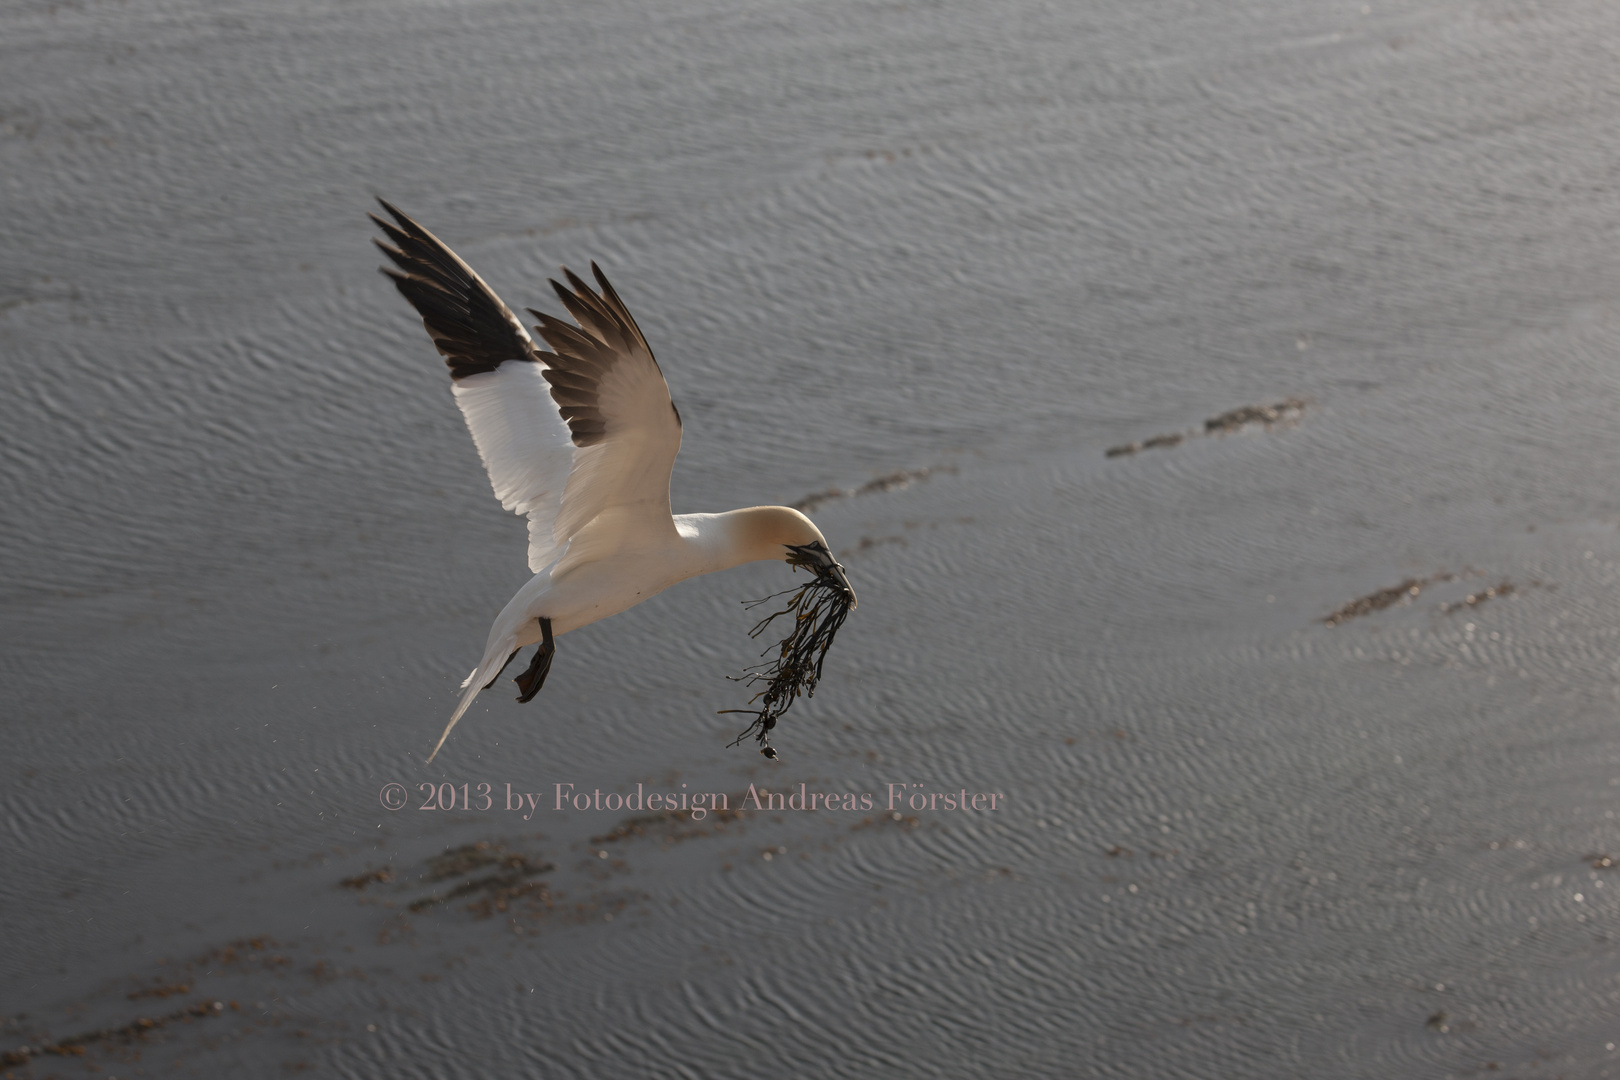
371 201 857 762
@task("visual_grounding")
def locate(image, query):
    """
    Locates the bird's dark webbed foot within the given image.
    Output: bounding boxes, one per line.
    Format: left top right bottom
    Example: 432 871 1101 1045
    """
514 617 555 703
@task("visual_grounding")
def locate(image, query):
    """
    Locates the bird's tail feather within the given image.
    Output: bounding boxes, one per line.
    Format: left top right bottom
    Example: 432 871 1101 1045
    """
427 638 515 763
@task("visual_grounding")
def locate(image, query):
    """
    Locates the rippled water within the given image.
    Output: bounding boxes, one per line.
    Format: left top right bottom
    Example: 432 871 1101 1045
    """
8 0 1620 1075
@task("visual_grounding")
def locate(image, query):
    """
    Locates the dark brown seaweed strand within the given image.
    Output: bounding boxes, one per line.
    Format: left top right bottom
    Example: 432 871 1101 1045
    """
722 553 853 755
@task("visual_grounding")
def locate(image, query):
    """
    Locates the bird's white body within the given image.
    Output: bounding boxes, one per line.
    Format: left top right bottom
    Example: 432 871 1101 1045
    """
372 202 854 760
467 510 781 676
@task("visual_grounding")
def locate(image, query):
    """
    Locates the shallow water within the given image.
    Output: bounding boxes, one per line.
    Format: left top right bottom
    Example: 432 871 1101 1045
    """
7 0 1620 1075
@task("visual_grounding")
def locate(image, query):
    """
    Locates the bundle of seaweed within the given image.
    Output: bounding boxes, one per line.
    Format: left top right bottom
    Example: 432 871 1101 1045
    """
723 545 855 759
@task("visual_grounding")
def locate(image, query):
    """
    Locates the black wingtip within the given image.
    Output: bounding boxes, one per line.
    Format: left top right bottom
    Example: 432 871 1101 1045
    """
590 261 631 319
563 265 595 297
374 196 408 226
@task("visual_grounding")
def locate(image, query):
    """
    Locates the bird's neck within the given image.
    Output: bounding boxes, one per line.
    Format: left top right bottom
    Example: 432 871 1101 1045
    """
673 506 824 578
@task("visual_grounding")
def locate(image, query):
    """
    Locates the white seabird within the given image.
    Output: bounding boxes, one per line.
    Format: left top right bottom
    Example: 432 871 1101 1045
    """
371 201 857 762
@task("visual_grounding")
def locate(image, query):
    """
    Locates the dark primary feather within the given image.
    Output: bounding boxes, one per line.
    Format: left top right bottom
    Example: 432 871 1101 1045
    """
373 200 680 450
527 261 679 448
370 198 538 380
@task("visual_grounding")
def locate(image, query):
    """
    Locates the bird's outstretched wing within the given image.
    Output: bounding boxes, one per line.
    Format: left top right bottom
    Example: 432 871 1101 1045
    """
373 199 572 572
531 264 683 574
372 200 683 575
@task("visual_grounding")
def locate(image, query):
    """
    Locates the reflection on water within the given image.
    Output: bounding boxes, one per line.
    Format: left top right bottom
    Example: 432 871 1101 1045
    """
7 0 1620 1075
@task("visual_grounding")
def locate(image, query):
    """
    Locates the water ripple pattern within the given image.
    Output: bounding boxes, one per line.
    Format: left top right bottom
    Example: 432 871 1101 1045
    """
8 0 1620 1076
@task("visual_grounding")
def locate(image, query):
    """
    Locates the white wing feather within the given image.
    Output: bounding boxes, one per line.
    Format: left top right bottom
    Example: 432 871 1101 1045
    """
451 362 576 573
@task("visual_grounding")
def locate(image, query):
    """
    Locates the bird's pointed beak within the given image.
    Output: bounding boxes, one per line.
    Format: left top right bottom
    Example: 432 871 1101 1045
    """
785 541 858 609
826 560 857 610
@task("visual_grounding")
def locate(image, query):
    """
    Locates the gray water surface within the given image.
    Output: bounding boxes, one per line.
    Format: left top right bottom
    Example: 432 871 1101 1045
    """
7 0 1620 1075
